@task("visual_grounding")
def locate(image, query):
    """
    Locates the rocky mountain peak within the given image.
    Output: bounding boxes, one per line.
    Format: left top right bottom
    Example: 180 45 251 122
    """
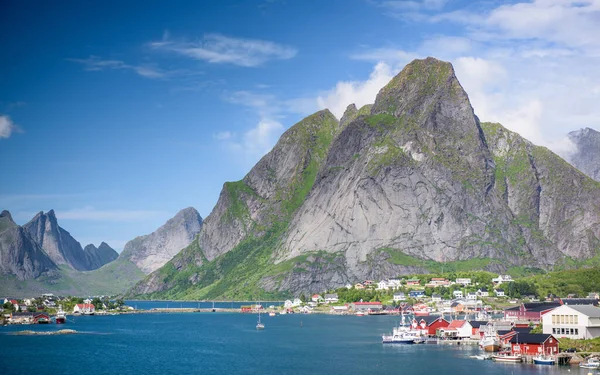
119 207 203 274
0 210 17 232
567 127 600 181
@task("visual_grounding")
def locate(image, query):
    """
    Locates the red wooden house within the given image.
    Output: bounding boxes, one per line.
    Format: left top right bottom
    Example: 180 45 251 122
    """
413 316 450 336
510 333 559 355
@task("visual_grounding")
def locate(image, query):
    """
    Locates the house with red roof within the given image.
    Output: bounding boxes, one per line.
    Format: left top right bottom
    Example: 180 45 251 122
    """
350 302 382 313
439 320 473 339
510 333 559 356
73 303 95 314
413 316 451 336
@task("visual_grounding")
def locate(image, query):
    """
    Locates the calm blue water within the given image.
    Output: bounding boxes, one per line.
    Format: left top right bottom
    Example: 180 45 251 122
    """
125 300 283 310
0 313 588 374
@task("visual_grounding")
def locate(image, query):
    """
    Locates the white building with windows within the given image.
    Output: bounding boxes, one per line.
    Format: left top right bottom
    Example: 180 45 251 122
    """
542 305 600 339
492 275 514 284
393 292 406 302
453 290 464 299
455 278 471 286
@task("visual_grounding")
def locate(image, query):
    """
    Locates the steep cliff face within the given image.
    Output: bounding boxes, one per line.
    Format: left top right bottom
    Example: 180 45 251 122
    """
568 127 600 181
83 242 119 270
0 211 57 280
118 207 203 274
130 57 600 299
22 210 91 271
197 110 340 261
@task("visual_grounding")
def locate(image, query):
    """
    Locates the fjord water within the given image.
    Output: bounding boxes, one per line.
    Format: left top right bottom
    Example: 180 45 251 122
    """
0 313 580 375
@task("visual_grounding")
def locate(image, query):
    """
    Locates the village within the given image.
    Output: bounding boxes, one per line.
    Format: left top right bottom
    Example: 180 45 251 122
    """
3 273 600 366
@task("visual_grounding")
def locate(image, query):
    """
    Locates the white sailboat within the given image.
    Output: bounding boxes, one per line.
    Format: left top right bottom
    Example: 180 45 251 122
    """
256 303 265 330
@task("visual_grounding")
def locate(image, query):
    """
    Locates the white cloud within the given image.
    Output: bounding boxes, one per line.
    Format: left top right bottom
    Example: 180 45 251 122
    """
0 115 16 139
68 56 167 79
316 62 398 118
150 33 297 67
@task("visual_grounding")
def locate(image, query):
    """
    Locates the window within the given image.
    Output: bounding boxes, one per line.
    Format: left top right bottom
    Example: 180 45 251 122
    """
575 329 578 335
561 328 565 334
552 328 557 334
568 315 572 324
574 315 578 324
552 315 557 324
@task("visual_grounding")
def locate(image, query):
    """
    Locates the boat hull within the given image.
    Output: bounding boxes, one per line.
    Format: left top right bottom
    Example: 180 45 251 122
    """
483 344 501 352
55 318 66 324
533 359 555 365
492 355 522 363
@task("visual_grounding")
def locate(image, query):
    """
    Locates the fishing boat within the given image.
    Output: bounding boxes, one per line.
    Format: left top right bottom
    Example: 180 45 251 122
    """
55 305 66 324
382 316 422 344
579 358 600 369
480 324 501 352
491 354 522 363
532 355 555 365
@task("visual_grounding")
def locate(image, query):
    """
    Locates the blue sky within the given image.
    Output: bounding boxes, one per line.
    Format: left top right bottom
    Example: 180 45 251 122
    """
1 0 599 250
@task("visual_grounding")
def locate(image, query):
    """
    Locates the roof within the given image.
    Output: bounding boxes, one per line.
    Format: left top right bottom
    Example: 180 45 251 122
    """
506 302 561 312
353 302 382 305
496 289 504 292
419 316 445 325
561 304 600 317
448 320 467 329
562 298 599 306
393 292 405 296
509 333 556 344
324 294 338 298
480 288 488 292
432 293 442 298
12 312 33 317
468 320 488 328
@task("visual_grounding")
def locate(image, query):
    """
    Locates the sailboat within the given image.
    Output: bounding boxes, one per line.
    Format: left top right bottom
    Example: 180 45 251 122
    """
256 303 265 330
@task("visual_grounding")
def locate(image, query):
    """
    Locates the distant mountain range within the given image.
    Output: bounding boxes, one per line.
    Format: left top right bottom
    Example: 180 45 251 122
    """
127 57 600 300
0 207 203 296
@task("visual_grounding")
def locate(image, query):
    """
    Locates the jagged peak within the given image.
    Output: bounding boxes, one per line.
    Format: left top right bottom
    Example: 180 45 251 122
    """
372 57 467 118
83 244 97 251
1 209 14 221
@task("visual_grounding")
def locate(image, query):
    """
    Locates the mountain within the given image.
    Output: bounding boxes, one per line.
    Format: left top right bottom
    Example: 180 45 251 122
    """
0 210 57 280
22 210 116 271
83 242 118 270
128 57 599 299
567 127 600 181
118 207 203 274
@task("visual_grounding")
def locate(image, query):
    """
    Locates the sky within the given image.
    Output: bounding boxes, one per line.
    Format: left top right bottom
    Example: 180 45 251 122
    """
1 0 599 251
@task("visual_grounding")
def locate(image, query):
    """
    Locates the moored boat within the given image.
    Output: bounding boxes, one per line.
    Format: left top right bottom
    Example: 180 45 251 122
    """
579 358 600 369
268 311 276 317
355 311 365 316
480 324 500 352
532 355 555 365
55 305 66 324
492 354 522 363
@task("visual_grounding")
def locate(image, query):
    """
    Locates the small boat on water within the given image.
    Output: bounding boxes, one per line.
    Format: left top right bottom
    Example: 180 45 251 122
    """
355 311 365 316
579 358 600 369
470 355 491 360
256 311 265 330
492 354 522 363
55 305 66 324
268 311 276 317
532 355 555 365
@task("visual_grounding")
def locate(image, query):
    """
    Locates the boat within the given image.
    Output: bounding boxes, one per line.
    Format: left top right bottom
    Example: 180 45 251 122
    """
491 354 522 363
480 324 501 352
470 355 491 360
382 316 422 344
55 305 66 324
532 355 555 365
355 311 365 316
268 311 276 317
579 358 600 369
256 306 265 330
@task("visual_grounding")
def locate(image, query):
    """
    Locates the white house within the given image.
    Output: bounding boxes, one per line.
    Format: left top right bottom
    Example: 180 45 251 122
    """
542 304 600 339
330 305 349 313
440 320 473 339
299 306 313 314
388 279 402 289
432 294 442 302
492 275 514 284
453 290 464 299
456 278 471 286
393 292 406 302
477 288 489 297
73 303 95 314
345 283 353 289
467 292 478 301
284 300 293 309
495 289 505 297
377 280 390 290
292 298 302 307
324 294 339 303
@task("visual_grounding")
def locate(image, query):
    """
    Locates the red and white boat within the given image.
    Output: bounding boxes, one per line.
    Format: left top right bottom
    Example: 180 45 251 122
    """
55 305 66 324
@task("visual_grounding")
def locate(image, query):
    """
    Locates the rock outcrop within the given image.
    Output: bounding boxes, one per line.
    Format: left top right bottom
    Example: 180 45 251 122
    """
0 210 57 280
118 207 203 274
83 242 118 271
567 127 600 181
